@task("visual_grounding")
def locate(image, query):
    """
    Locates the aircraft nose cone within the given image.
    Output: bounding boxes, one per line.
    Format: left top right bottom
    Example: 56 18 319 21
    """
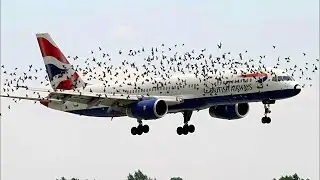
294 84 301 95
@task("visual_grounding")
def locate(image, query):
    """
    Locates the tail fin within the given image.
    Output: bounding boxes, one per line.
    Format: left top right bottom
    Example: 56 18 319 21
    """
36 33 86 90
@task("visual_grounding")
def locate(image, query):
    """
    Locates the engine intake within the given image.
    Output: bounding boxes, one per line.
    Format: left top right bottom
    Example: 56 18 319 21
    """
126 99 168 120
209 103 249 120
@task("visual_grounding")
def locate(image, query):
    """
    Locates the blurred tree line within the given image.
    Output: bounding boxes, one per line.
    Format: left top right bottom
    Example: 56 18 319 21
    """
56 171 310 180
273 173 310 180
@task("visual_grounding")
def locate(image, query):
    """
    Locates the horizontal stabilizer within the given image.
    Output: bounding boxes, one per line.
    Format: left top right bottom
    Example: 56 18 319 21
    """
14 85 51 93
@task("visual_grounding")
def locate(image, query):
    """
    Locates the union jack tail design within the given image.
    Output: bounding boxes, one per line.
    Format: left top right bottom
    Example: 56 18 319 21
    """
36 33 86 90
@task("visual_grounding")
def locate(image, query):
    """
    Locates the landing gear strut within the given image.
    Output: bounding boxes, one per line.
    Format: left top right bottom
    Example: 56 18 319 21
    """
261 100 274 124
131 120 149 135
177 110 195 135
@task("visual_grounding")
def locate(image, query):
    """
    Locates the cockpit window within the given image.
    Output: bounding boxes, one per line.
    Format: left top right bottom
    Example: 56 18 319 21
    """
277 76 294 81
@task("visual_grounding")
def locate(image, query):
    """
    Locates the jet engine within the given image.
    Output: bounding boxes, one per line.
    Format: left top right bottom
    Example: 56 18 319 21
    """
209 103 249 120
126 99 168 120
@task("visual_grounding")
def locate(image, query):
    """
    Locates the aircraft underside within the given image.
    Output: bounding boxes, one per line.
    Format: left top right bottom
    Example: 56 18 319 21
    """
65 88 299 118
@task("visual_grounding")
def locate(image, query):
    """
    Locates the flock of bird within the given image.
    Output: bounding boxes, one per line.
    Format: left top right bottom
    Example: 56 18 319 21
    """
0 42 319 115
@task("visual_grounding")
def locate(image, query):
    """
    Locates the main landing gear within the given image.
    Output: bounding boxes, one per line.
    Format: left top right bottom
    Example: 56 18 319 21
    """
177 110 195 135
261 100 274 124
131 120 149 135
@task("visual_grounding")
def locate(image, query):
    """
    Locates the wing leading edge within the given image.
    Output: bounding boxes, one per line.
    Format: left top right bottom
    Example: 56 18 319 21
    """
0 90 184 109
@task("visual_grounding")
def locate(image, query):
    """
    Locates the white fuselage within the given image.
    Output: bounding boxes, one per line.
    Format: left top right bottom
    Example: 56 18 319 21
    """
46 68 301 115
84 69 294 99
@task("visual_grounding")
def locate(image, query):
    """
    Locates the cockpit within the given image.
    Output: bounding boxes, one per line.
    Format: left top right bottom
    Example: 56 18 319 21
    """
272 75 295 82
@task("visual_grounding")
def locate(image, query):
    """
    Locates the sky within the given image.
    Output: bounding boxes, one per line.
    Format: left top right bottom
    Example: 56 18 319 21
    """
1 0 319 180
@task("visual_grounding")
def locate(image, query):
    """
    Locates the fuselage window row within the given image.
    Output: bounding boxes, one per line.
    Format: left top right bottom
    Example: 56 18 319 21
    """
109 79 256 95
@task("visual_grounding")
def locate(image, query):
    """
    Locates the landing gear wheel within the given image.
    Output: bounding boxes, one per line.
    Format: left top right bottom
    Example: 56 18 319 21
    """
261 116 271 124
177 110 195 135
182 129 188 135
177 126 183 135
182 125 189 135
188 124 195 133
143 125 149 133
136 125 143 135
261 117 266 124
266 117 271 124
131 127 137 135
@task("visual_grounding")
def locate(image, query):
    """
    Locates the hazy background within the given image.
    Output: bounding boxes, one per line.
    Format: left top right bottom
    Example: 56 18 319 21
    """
1 0 319 180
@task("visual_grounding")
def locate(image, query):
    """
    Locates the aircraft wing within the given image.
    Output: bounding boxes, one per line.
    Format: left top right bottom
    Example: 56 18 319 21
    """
46 90 184 108
1 90 184 109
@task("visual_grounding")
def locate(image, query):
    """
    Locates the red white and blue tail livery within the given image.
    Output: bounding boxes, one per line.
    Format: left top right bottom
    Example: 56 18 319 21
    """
1 33 302 136
36 33 85 90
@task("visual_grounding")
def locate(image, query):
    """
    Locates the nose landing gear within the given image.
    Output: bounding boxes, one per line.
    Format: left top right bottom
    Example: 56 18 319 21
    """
262 104 271 124
261 100 274 124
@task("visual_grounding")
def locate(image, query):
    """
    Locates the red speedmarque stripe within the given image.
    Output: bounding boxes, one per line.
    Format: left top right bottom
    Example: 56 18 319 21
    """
240 73 268 78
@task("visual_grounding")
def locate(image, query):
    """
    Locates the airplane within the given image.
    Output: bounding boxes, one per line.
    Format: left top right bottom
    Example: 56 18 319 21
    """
0 33 302 136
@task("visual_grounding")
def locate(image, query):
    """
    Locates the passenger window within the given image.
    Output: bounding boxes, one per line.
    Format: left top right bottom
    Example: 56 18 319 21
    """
278 76 283 81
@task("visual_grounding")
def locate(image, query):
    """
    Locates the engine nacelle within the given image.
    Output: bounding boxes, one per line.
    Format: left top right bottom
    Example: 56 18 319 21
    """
209 103 250 120
126 99 168 120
